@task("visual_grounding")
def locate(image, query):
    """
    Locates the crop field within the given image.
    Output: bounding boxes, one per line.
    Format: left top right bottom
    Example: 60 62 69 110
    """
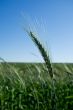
0 31 73 110
1 0 73 109
0 62 73 110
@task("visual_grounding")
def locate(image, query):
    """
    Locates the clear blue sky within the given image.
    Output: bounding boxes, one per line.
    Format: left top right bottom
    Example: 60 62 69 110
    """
0 0 73 62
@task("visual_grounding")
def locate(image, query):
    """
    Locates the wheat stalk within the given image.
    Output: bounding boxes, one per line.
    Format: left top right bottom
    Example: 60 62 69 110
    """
25 31 53 78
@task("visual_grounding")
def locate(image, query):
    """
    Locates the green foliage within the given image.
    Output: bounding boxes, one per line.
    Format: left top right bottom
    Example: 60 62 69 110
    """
0 63 73 110
0 31 73 110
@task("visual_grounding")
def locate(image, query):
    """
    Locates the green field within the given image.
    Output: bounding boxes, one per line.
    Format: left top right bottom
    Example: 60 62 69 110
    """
0 31 73 110
0 62 73 110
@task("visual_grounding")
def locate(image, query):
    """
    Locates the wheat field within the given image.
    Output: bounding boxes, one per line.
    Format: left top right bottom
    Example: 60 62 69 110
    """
0 31 73 110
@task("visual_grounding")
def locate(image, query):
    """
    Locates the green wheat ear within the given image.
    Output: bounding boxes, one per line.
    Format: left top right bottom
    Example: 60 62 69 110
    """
26 31 53 78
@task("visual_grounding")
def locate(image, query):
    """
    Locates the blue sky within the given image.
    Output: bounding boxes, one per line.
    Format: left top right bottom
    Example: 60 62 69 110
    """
0 0 73 62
